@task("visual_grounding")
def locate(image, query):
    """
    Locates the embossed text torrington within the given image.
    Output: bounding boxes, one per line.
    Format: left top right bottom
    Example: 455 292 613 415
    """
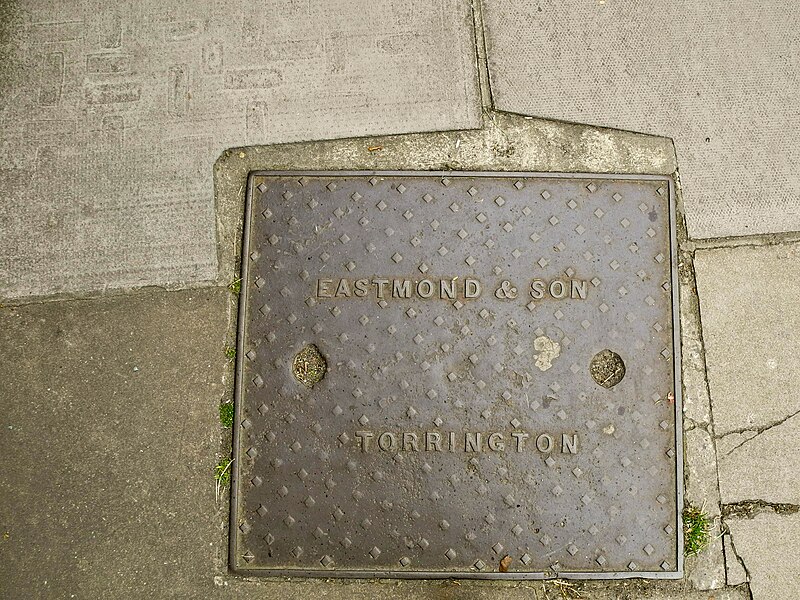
230 172 682 579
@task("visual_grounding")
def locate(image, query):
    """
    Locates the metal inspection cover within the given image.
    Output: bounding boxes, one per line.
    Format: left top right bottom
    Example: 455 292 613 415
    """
230 171 682 579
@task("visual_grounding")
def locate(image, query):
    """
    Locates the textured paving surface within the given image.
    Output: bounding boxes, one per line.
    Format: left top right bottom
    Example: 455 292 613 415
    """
0 0 480 300
232 173 681 577
725 512 800 600
482 0 800 240
694 243 800 436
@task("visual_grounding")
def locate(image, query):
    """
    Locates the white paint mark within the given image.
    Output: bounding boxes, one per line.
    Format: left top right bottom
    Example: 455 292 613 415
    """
533 335 561 371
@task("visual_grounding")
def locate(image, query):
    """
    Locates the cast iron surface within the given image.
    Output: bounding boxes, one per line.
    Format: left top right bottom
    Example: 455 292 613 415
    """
230 172 682 579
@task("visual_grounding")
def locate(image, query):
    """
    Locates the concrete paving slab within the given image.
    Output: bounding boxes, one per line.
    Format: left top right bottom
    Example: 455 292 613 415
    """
482 0 800 240
0 0 480 300
725 512 800 600
694 243 800 436
717 413 800 505
0 289 230 598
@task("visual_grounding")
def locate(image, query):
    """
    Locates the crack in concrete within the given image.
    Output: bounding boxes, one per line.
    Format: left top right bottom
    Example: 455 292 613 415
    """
467 0 494 111
722 500 800 520
693 231 800 252
716 408 800 457
721 501 798 600
723 532 752 590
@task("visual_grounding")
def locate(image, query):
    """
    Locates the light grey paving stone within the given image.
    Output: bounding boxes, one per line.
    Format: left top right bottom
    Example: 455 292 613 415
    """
723 534 749 587
482 0 800 239
0 0 480 300
726 512 800 600
717 413 800 505
694 243 800 436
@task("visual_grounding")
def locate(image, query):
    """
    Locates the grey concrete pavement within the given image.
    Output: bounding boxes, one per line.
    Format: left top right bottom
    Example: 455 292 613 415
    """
725 511 800 600
0 289 230 598
0 120 750 598
694 243 800 437
693 242 800 594
482 0 800 240
0 0 480 300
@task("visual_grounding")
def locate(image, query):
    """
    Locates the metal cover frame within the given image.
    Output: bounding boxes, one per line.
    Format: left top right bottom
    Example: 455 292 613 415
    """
229 171 683 580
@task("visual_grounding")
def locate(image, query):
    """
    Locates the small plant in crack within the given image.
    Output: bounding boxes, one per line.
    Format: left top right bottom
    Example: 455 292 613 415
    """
219 402 234 428
214 457 234 505
683 503 711 556
224 345 236 361
215 458 233 486
227 278 241 294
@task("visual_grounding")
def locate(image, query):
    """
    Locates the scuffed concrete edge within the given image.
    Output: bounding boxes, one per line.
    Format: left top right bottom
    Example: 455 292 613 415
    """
673 175 727 590
213 110 677 289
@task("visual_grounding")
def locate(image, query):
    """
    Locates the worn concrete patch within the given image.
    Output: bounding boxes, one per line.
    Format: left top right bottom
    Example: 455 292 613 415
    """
677 251 713 427
0 0 480 300
482 0 800 239
717 412 800 505
694 243 800 436
725 512 800 600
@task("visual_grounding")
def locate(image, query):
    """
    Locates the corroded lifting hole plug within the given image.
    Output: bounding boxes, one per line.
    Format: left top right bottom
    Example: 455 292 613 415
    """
292 344 327 388
590 349 626 388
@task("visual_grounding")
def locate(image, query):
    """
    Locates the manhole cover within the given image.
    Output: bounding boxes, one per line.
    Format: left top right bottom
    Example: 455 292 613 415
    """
230 172 682 579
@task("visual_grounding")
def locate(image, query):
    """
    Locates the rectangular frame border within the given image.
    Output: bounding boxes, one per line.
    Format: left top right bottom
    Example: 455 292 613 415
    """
229 171 683 580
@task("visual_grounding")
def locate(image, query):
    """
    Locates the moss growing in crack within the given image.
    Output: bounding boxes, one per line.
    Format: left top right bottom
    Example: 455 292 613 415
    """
683 504 711 556
227 278 241 294
224 345 236 361
219 402 234 428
